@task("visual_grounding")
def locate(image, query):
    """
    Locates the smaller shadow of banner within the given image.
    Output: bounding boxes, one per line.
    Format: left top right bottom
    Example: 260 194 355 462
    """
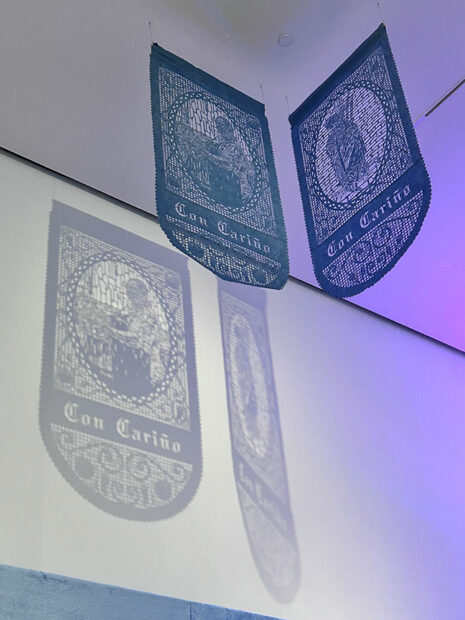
150 45 289 289
40 202 201 521
290 24 431 297
218 281 300 603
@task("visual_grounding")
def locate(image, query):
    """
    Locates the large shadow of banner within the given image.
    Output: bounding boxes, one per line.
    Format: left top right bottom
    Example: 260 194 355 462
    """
218 281 300 603
290 24 431 298
0 565 281 619
40 202 201 520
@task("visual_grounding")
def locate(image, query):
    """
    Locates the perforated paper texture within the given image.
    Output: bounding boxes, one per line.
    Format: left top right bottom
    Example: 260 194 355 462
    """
290 24 431 297
151 45 289 289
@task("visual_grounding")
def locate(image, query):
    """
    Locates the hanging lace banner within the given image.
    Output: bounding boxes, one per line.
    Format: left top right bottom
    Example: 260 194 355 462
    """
150 45 289 289
40 202 201 520
218 280 300 602
290 24 431 297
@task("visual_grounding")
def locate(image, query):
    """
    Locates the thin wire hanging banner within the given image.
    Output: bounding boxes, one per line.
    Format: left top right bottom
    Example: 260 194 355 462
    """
150 45 289 289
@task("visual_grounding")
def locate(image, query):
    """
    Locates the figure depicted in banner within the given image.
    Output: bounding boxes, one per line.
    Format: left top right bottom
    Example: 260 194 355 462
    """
325 107 369 193
151 45 289 289
290 24 431 298
73 272 169 398
40 202 201 520
176 110 255 209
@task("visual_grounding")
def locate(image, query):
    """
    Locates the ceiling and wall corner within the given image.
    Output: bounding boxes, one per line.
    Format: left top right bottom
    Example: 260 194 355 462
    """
0 0 464 349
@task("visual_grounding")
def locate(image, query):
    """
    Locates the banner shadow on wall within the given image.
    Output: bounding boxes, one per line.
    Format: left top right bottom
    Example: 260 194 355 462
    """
218 280 300 603
39 202 201 520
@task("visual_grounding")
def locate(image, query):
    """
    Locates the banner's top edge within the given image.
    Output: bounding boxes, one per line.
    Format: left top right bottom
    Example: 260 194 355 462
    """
289 23 386 126
151 43 266 116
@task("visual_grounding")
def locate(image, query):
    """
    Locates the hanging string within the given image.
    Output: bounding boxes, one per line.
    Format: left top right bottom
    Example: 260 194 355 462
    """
259 83 265 105
148 20 154 45
377 1 385 24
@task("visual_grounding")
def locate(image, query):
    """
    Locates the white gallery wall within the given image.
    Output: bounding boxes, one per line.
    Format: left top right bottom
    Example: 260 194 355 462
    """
1 150 465 619
0 0 464 349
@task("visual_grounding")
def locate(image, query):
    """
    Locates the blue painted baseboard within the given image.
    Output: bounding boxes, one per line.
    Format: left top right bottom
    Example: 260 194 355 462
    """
0 564 281 619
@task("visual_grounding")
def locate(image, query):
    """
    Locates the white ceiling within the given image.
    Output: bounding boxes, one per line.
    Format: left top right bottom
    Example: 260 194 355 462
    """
0 0 464 349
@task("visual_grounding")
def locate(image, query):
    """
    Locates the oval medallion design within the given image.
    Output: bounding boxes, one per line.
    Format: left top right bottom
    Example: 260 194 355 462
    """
230 313 271 459
151 45 289 289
